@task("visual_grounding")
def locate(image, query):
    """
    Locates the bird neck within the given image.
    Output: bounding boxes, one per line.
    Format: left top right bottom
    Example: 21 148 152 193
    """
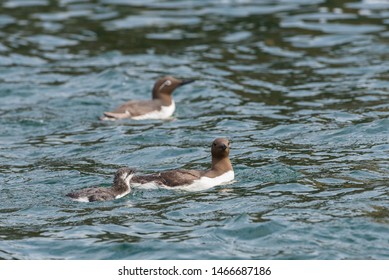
211 156 233 174
112 178 129 194
153 92 173 106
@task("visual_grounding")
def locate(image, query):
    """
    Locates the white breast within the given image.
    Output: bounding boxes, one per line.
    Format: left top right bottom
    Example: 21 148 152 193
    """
179 170 235 191
115 189 131 199
70 197 90 203
132 170 235 192
115 173 133 199
131 101 175 120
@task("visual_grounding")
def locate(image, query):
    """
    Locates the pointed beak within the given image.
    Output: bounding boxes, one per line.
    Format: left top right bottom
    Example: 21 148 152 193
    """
179 79 195 86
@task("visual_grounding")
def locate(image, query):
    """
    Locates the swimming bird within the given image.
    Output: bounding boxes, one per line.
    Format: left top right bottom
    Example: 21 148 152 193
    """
101 76 195 120
66 168 134 202
131 138 234 190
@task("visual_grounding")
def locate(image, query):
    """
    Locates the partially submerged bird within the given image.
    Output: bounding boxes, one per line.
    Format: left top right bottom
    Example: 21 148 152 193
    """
66 168 134 202
101 76 195 121
131 138 234 191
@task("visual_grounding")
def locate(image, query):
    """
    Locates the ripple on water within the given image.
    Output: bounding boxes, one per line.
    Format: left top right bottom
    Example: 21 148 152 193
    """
104 15 201 30
1 0 389 260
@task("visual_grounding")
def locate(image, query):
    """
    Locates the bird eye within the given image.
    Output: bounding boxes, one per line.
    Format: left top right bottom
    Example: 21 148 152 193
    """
158 80 173 91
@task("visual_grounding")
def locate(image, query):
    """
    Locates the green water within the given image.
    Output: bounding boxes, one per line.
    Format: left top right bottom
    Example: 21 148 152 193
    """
0 0 389 259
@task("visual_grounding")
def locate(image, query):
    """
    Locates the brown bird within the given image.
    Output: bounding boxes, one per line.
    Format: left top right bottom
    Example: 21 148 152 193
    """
66 168 134 202
131 138 234 190
101 76 194 121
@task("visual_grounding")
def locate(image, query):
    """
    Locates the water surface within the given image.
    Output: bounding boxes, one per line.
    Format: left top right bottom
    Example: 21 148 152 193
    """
0 0 389 259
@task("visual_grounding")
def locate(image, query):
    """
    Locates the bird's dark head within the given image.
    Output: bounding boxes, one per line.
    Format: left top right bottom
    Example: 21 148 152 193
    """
211 138 230 159
152 76 195 99
114 167 135 186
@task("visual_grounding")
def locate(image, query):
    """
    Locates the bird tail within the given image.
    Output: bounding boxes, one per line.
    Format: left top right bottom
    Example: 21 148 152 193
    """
100 111 130 121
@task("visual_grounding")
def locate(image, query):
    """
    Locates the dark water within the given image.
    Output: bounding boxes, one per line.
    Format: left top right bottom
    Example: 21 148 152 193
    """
1 0 389 260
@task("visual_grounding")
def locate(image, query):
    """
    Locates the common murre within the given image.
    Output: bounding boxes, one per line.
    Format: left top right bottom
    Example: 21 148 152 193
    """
131 138 234 191
66 168 134 202
101 76 195 121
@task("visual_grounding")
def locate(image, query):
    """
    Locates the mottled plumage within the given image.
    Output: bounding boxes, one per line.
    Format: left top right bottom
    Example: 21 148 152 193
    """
66 168 134 202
